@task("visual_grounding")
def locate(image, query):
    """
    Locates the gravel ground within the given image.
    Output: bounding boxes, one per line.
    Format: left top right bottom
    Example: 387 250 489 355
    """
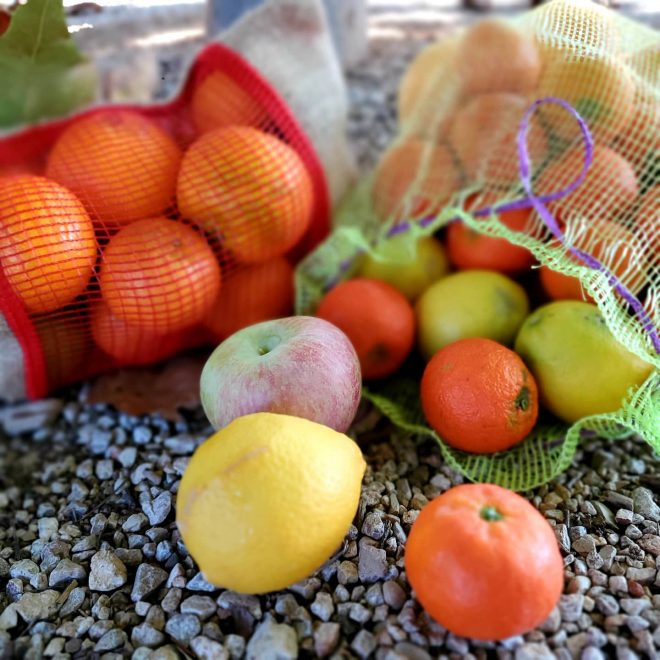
1 5 660 660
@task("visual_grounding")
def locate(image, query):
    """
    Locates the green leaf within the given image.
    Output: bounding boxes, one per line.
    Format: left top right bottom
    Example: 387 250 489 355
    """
0 0 97 129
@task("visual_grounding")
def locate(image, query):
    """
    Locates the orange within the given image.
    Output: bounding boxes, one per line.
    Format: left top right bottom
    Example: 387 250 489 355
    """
447 192 536 275
537 54 636 145
421 337 538 453
91 302 186 366
456 19 542 96
35 314 90 390
99 217 221 334
447 93 548 187
46 110 182 227
536 144 639 219
637 185 659 258
316 278 415 380
204 257 294 341
372 138 461 222
0 175 96 314
177 126 313 264
405 483 564 641
191 71 267 134
539 219 647 302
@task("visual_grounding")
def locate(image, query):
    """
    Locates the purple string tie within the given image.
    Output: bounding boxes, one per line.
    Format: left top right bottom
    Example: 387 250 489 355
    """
332 96 660 355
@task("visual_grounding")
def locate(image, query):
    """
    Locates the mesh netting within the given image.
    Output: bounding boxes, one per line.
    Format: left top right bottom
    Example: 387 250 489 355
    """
0 43 330 398
296 0 660 491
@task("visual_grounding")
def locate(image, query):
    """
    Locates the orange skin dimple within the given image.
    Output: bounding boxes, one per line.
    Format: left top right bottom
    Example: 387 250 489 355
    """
420 337 539 453
99 217 221 334
405 483 564 641
447 192 536 275
316 278 416 380
46 110 182 228
0 175 97 314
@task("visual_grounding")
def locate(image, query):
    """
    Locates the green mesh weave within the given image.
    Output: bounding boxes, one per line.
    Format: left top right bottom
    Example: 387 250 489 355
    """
296 0 660 491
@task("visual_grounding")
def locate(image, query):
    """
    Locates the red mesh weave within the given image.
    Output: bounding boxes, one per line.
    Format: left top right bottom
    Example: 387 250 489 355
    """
0 43 330 398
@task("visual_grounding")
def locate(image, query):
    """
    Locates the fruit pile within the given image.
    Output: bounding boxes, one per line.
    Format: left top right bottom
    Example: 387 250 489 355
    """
0 44 329 397
297 0 659 487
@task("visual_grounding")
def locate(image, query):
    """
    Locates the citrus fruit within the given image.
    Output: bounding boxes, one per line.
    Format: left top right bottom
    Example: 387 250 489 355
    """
35 314 90 390
447 192 536 275
99 217 221 334
177 126 313 264
359 234 450 301
539 219 647 302
415 270 529 359
536 144 639 219
91 302 186 366
456 19 542 96
447 93 548 187
176 412 365 593
316 278 415 380
397 36 460 134
0 175 96 314
372 138 461 222
637 185 659 257
191 70 267 134
537 54 635 145
46 110 182 227
405 483 564 641
421 338 539 453
514 301 654 423
204 257 294 341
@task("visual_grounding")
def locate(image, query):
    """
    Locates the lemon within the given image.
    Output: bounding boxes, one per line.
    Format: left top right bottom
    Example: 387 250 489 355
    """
415 270 529 359
514 301 654 424
176 412 366 594
360 235 450 301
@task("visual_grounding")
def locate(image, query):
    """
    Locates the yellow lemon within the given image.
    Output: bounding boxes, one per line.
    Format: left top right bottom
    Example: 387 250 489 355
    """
514 301 654 424
415 270 529 359
360 235 450 301
176 413 365 594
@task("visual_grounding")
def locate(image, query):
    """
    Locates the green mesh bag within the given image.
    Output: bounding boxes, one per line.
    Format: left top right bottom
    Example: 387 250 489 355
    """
296 0 660 491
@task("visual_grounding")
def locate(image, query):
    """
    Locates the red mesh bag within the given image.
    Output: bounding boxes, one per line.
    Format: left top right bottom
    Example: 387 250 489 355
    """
0 43 330 398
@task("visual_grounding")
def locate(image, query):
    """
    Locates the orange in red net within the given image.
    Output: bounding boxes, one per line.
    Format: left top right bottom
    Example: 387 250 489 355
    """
204 256 294 341
46 110 182 228
91 302 186 365
99 217 221 334
177 126 314 264
0 175 97 314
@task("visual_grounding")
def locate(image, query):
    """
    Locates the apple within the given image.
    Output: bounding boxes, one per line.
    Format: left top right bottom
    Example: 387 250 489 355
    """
200 316 362 432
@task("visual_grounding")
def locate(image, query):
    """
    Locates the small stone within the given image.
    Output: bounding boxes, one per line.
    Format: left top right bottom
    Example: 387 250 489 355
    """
609 575 629 594
60 587 86 617
15 590 59 623
626 567 656 584
383 580 407 610
314 622 340 658
559 594 584 622
225 634 246 660
365 583 384 606
246 617 297 660
95 629 127 652
539 607 561 633
140 491 172 526
358 544 388 583
310 592 334 622
180 596 217 620
599 545 617 571
161 589 182 613
48 559 86 587
361 512 386 540
349 602 371 623
626 615 650 632
337 560 358 585
217 591 262 619
186 572 217 592
616 509 635 525
632 488 660 522
351 629 377 659
131 623 165 648
122 514 148 533
393 642 432 660
581 647 605 660
288 577 321 601
191 636 228 660
118 447 137 468
620 598 651 615
514 643 554 659
0 604 17 631
573 535 597 555
0 399 62 435
555 525 571 553
638 534 660 556
595 594 620 616
38 518 59 542
10 559 40 582
164 614 201 644
95 459 114 480
131 564 168 602
89 548 127 592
